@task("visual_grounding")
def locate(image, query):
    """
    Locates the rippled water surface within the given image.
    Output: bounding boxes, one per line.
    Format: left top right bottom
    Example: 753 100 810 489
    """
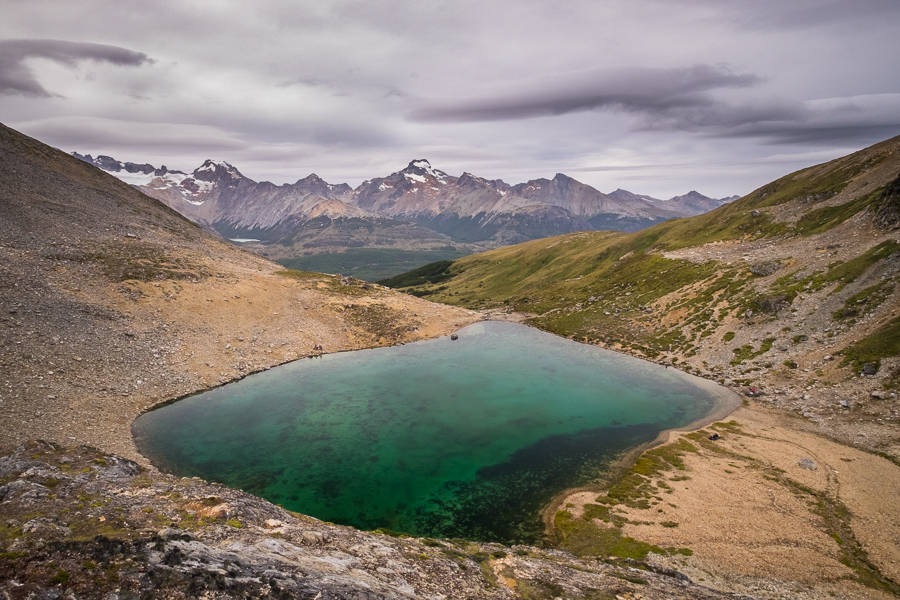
133 321 726 544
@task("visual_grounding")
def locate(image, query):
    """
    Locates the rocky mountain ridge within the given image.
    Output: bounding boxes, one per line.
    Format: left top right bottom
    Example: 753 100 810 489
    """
73 153 736 261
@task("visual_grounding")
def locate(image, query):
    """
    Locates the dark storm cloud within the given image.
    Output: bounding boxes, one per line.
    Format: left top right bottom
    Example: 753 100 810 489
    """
410 65 762 123
0 39 151 97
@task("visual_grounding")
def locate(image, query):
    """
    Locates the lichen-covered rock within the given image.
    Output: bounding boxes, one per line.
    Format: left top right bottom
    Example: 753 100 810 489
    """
0 441 734 599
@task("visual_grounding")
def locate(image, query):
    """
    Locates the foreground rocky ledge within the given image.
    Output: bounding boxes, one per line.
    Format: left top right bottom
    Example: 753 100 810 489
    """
0 441 742 599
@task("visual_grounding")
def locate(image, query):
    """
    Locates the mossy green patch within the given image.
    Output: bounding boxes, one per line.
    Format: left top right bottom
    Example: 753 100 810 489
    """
833 282 894 320
554 510 664 559
839 314 900 374
794 188 884 236
595 438 697 510
516 578 568 600
730 339 776 365
274 268 322 280
378 260 458 288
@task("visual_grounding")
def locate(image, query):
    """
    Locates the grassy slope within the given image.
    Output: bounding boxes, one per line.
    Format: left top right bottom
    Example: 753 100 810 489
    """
386 134 900 368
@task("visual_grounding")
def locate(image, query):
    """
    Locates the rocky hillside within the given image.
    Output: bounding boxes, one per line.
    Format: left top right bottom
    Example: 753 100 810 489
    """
0 122 480 462
0 440 740 599
383 134 900 461
73 153 735 271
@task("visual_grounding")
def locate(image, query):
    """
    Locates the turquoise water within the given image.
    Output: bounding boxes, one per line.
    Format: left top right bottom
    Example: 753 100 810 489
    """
132 322 725 544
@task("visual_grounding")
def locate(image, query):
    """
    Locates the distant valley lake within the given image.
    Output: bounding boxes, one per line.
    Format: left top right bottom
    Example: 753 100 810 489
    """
132 322 736 544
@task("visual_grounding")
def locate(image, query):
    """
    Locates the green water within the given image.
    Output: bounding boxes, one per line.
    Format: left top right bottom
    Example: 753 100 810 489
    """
132 322 726 544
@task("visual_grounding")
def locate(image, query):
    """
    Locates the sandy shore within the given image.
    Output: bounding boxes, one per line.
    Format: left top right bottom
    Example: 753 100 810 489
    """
555 399 900 599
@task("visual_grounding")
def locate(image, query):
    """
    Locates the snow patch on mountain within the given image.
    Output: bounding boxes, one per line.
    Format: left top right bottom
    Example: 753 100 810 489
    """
405 159 450 184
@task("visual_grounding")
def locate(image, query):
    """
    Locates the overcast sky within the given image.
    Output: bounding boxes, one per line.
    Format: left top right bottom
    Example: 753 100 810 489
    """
2 0 899 198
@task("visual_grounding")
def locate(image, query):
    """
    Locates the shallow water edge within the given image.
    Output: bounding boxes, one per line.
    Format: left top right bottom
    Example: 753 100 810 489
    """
540 367 744 535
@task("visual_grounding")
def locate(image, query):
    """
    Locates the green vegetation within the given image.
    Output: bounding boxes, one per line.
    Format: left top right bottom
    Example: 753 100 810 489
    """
833 282 895 320
50 569 70 585
550 435 710 559
794 188 884 236
722 331 735 342
279 247 468 282
378 259 459 288
840 315 900 374
730 338 776 365
824 241 900 290
274 268 322 280
554 510 665 559
372 527 411 538
516 578 568 599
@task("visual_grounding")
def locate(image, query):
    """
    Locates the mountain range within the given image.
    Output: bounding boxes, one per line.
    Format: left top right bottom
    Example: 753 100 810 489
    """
72 152 737 277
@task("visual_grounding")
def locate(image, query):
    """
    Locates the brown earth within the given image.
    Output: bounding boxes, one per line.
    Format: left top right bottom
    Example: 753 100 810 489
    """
0 122 480 463
559 403 900 599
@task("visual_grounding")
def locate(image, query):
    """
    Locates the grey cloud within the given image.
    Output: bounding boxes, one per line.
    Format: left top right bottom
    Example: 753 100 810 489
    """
639 94 900 146
275 76 331 88
719 0 900 31
0 39 152 97
409 65 763 123
411 59 900 148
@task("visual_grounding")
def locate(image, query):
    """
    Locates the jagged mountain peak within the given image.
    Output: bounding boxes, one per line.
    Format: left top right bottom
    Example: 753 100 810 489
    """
407 159 432 169
193 159 243 182
401 158 450 184
292 173 353 197
671 190 712 201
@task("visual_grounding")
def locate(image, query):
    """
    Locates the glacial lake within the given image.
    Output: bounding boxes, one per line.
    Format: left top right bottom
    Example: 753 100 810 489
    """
132 321 734 545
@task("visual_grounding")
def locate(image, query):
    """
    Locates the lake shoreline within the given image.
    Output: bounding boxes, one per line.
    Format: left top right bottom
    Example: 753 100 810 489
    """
499 311 900 598
134 319 726 545
538 360 744 541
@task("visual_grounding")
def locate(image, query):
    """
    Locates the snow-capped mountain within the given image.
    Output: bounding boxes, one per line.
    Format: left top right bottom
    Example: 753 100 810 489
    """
72 152 736 255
